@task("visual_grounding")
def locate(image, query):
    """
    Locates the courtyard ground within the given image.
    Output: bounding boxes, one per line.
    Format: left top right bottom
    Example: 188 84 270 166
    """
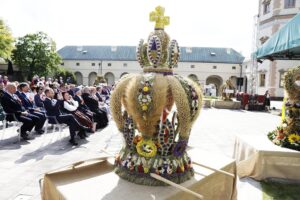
0 101 295 200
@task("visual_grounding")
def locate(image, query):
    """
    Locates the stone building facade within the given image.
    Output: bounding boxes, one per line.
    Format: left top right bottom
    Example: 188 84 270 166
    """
58 46 245 94
256 0 300 97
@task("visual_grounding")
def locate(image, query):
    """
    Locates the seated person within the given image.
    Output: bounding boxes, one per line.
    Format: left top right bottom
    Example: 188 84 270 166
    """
43 88 90 145
0 83 41 140
17 83 46 134
34 86 45 109
93 86 111 116
73 88 94 121
0 82 4 121
62 91 95 134
81 87 108 129
68 84 76 97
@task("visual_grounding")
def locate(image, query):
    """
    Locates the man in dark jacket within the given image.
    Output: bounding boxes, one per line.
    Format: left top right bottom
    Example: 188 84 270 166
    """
43 88 89 145
0 83 40 140
17 83 46 134
73 88 93 119
81 87 108 129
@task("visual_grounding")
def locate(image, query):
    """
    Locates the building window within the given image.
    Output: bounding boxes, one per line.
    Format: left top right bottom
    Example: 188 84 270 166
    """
91 63 95 66
232 66 236 70
259 73 266 87
190 65 195 68
263 1 270 14
213 66 217 69
123 63 127 67
245 65 247 69
76 62 80 66
284 0 295 8
279 71 286 88
260 36 269 45
61 62 64 66
108 63 112 67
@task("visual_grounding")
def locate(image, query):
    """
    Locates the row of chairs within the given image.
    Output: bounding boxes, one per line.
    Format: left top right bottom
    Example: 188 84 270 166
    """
0 112 64 144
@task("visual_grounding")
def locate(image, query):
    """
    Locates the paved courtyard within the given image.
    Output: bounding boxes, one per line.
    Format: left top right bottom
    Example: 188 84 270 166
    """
0 105 282 200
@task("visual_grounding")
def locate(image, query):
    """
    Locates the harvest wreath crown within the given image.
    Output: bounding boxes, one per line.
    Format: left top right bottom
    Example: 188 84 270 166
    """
110 6 203 186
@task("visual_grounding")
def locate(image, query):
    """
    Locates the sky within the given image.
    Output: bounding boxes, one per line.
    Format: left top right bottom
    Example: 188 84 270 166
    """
0 0 259 58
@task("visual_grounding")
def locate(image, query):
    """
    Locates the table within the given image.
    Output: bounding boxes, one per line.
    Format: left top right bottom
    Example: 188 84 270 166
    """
234 134 300 181
42 149 237 200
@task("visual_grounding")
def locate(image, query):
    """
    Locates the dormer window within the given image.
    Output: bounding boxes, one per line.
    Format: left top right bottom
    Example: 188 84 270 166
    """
226 48 231 54
111 46 117 52
186 47 192 53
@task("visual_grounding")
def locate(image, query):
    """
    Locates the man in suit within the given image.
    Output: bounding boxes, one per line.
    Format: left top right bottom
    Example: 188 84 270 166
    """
81 87 108 129
17 83 46 134
43 88 89 145
73 88 94 120
0 83 40 140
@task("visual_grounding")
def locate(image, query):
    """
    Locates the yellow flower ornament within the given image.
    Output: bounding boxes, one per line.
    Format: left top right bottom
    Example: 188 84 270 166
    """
143 86 149 92
136 139 157 158
142 105 148 111
288 134 300 144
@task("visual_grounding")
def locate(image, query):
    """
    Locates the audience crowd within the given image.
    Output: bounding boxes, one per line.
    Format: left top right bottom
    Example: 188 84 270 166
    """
0 75 112 146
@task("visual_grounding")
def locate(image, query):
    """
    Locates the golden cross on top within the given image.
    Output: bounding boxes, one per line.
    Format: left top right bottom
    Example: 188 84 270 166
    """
150 6 170 30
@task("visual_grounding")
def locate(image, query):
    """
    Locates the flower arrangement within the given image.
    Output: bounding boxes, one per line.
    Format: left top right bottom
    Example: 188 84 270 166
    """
268 121 300 151
137 75 154 119
268 66 300 151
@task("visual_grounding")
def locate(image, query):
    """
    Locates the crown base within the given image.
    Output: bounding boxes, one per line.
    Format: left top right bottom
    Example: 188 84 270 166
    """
114 148 194 186
115 166 194 186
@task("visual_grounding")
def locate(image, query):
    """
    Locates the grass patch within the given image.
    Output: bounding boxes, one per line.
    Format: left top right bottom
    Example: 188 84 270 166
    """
262 181 300 200
203 96 219 100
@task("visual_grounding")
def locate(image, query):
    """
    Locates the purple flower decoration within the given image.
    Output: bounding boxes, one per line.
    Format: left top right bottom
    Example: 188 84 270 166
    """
173 140 188 157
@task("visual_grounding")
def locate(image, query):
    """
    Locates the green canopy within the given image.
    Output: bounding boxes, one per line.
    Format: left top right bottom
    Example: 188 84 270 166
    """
256 12 300 61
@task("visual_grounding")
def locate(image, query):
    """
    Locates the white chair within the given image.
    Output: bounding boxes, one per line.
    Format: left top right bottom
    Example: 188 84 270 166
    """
44 115 63 135
40 114 65 147
0 112 23 143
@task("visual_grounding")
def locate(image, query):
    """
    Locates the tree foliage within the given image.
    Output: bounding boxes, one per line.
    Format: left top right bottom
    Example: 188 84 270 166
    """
53 67 76 84
0 19 14 59
12 32 61 80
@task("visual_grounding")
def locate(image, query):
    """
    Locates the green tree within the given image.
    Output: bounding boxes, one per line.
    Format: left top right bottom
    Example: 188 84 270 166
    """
12 31 61 80
0 19 14 59
53 67 76 84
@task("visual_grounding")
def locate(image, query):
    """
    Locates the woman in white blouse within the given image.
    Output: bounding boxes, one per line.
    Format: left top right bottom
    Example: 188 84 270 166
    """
62 91 96 134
